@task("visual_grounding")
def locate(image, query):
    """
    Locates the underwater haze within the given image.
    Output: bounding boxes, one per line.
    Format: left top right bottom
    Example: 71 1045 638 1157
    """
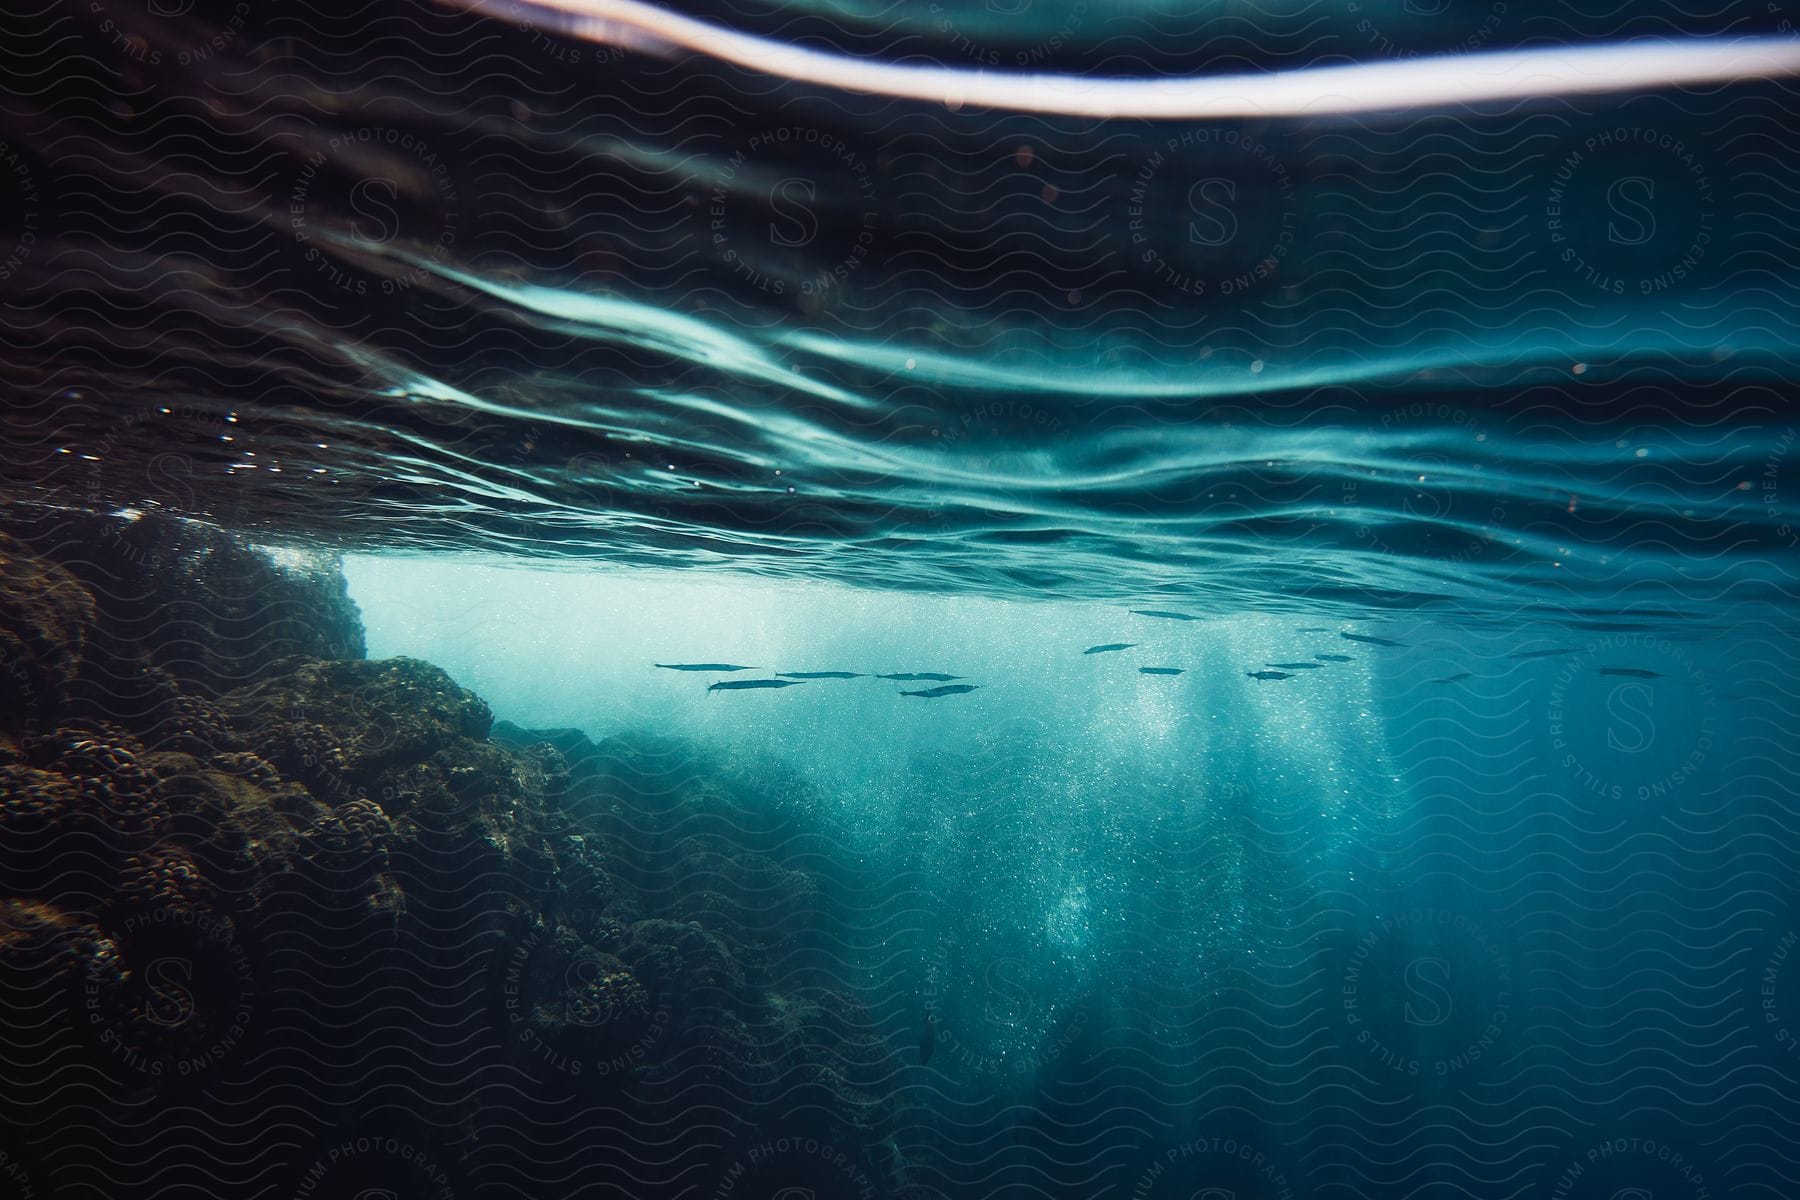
3 0 1800 1197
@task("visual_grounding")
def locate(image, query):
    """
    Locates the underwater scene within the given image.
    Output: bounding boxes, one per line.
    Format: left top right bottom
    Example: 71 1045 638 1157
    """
2 0 1800 1197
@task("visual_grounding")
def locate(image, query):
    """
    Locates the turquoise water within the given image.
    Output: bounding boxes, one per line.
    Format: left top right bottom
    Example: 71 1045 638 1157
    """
339 554 1790 1196
3 0 1800 1194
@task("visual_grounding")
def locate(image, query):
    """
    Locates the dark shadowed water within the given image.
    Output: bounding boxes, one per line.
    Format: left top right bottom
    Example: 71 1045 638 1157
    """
2 0 1799 1197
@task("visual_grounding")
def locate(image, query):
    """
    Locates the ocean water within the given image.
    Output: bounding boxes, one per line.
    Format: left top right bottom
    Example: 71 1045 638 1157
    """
337 556 1786 1199
3 0 1800 1196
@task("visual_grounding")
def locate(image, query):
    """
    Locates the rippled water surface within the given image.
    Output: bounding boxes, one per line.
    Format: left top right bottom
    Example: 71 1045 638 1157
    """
3 0 1800 1196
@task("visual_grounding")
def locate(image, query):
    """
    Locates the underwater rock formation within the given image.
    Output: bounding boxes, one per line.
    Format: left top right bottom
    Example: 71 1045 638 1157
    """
0 512 896 1198
0 506 365 710
0 532 96 732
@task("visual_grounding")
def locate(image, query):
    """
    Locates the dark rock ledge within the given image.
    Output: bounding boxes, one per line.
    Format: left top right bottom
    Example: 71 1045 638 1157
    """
0 509 897 1200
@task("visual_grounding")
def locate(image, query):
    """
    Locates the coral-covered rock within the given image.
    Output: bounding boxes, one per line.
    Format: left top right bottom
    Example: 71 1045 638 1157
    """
334 796 393 850
310 797 397 894
0 898 118 982
502 922 654 1068
0 761 75 827
0 507 365 699
0 518 898 1192
509 739 573 804
137 750 339 907
21 723 167 839
0 532 96 732
144 693 239 757
118 842 215 915
206 750 283 788
249 718 353 800
221 657 491 789
0 765 88 900
623 917 744 1008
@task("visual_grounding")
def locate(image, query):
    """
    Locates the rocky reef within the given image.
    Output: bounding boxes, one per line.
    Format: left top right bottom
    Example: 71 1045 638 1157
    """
0 509 897 1199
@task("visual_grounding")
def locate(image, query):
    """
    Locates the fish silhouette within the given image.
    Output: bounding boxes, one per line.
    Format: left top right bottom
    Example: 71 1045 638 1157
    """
1139 667 1184 675
1508 647 1578 660
1315 654 1352 662
1084 643 1138 654
1130 609 1200 621
877 672 964 681
1340 632 1404 648
707 678 806 693
657 662 758 671
777 671 868 679
1430 672 1472 683
1598 666 1663 679
900 684 981 698
1246 670 1294 680
1266 662 1324 670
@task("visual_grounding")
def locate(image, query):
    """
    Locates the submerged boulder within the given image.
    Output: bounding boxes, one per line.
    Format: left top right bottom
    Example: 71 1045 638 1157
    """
0 532 96 732
220 657 492 794
0 509 900 1197
0 507 365 701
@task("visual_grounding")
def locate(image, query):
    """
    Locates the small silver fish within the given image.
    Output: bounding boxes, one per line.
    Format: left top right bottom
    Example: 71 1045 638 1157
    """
1340 632 1404 648
657 662 759 671
707 678 806 693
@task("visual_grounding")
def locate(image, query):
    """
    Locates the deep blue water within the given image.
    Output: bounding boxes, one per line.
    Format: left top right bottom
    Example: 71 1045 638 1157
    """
3 0 1800 1196
342 561 1790 1199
